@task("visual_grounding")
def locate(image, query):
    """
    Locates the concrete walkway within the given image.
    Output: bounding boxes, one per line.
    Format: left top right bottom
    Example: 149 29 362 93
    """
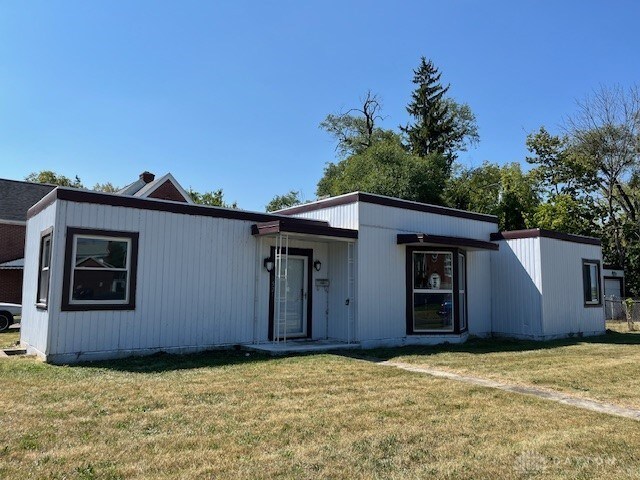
378 360 640 421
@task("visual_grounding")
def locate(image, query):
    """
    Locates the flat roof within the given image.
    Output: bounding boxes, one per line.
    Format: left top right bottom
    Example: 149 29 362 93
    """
490 228 601 246
276 192 499 224
27 187 334 228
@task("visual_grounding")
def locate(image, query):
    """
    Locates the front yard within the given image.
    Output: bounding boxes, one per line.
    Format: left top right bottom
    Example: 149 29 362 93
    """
1 324 640 478
373 321 640 411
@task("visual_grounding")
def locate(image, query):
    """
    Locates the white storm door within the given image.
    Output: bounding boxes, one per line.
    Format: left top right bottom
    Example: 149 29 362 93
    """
278 256 308 337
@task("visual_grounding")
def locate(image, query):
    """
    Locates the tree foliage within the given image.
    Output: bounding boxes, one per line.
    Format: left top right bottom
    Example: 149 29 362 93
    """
317 132 449 205
317 58 479 206
400 57 479 163
266 191 303 212
93 182 120 193
25 170 84 188
443 162 540 230
188 188 238 208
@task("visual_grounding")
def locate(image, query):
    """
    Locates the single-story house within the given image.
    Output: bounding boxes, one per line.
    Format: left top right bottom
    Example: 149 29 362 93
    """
21 188 605 363
0 172 191 305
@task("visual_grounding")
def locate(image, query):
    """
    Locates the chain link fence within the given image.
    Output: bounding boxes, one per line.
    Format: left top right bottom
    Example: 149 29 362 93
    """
605 296 640 323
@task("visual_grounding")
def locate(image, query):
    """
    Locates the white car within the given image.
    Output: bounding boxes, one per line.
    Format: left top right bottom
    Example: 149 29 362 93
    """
0 303 20 332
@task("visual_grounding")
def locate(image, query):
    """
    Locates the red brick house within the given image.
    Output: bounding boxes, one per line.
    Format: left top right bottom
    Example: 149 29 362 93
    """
0 171 191 304
0 179 56 303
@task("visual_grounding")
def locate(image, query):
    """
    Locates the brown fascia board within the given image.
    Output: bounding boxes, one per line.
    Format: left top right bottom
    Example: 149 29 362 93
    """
397 233 499 250
277 192 499 224
490 228 601 246
252 220 358 239
26 188 332 227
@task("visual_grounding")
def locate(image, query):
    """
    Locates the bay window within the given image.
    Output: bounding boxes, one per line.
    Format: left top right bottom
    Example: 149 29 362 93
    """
407 247 467 334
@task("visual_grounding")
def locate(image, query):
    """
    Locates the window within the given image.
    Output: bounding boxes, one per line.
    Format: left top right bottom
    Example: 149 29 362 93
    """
62 228 139 311
407 248 468 334
458 253 467 331
583 259 601 306
37 229 53 307
412 251 454 332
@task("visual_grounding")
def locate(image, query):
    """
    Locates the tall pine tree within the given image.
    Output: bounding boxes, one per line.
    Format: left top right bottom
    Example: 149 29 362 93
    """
401 57 478 165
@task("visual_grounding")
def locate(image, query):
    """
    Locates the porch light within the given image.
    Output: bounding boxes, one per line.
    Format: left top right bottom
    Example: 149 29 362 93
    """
264 257 274 273
313 259 322 272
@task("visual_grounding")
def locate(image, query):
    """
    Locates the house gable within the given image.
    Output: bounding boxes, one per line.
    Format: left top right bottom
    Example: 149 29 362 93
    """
147 179 190 203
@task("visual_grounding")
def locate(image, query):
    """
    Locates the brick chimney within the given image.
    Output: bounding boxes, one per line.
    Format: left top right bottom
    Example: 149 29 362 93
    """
140 171 155 184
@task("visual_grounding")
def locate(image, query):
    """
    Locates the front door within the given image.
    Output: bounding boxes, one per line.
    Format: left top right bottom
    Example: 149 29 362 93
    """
274 255 309 338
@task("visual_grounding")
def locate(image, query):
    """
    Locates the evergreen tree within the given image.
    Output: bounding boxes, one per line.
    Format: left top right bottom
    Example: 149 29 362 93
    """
401 57 478 165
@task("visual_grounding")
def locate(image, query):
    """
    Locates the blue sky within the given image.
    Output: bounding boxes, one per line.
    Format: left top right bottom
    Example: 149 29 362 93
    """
1 1 639 211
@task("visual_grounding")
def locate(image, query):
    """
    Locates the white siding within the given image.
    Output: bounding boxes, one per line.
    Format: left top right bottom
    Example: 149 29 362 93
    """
490 238 544 338
356 225 406 342
289 203 359 229
466 250 492 335
358 203 497 239
47 200 263 361
21 202 57 357
539 238 605 337
355 203 497 342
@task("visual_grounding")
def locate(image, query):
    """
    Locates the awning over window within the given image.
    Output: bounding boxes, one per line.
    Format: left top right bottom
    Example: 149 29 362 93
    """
397 233 498 251
252 219 358 241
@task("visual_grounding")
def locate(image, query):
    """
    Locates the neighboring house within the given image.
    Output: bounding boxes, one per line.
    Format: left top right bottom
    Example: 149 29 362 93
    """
0 172 191 306
21 189 605 364
0 179 56 304
603 264 625 320
603 265 625 299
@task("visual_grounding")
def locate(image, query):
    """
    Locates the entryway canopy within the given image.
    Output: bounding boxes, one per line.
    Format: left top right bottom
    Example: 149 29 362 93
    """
251 218 357 346
397 233 499 251
251 219 358 242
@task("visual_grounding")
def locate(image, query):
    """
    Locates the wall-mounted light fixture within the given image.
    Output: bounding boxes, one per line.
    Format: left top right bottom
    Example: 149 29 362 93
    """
264 257 274 273
313 259 322 272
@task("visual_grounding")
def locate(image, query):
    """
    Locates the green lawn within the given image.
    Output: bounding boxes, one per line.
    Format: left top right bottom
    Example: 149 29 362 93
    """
372 321 640 410
1 338 640 479
0 328 20 349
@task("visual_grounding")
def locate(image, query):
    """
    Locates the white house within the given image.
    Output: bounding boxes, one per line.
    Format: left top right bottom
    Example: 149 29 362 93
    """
21 188 605 363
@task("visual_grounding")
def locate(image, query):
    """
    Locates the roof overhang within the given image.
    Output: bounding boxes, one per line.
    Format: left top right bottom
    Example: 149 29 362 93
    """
252 220 358 242
0 258 24 269
397 233 499 251
490 228 601 246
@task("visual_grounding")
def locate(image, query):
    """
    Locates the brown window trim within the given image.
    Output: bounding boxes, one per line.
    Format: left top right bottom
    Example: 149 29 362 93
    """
61 227 139 312
36 227 54 310
267 247 313 341
582 258 603 308
405 246 468 335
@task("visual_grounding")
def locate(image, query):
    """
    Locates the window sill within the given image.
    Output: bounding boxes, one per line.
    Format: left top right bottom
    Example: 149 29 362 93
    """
584 303 603 308
61 303 136 312
35 303 48 311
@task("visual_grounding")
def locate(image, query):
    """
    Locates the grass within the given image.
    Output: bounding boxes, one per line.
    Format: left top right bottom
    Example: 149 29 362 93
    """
0 329 20 349
1 343 640 479
371 321 640 411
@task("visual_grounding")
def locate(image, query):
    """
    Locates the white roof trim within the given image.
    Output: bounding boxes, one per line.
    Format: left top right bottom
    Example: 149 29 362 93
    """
0 258 24 269
133 173 194 204
0 219 26 226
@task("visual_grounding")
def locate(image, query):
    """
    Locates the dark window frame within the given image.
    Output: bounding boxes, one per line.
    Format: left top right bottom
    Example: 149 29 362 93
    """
61 227 139 311
582 258 602 307
36 227 54 310
267 246 313 341
405 246 468 335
